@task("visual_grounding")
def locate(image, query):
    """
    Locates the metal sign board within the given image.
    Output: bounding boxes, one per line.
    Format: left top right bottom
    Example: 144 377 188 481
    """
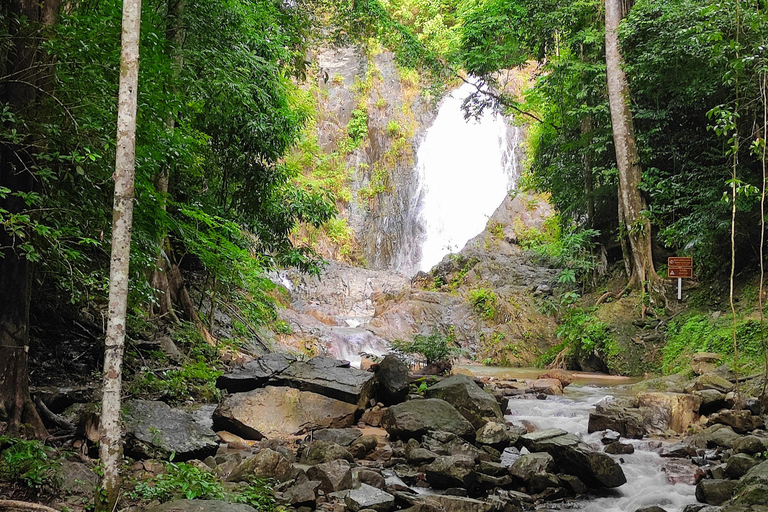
668 257 692 268
668 267 693 278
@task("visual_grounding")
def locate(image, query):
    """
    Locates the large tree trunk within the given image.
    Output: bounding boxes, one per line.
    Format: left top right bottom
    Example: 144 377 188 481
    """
0 0 60 438
98 0 141 509
605 0 664 305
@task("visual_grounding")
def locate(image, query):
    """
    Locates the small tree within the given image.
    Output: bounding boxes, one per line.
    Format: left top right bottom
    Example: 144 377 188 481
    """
391 330 461 375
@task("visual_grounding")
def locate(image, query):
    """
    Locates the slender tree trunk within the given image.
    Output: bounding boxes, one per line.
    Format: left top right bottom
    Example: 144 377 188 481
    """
98 0 141 508
605 0 664 305
0 0 59 438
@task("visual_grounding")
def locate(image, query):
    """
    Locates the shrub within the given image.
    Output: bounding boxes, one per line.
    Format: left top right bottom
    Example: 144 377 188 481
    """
0 436 60 490
391 330 461 373
468 288 499 320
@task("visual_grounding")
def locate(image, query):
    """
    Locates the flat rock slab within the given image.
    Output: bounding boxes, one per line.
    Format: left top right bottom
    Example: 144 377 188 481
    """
124 400 218 461
216 353 296 392
381 398 475 439
345 483 395 512
272 356 375 408
213 386 357 439
145 500 257 512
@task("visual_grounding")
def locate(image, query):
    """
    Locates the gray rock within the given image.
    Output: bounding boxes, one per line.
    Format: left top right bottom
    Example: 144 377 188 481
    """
588 397 645 439
420 494 494 512
696 389 727 415
56 460 98 496
311 428 363 447
299 440 355 465
279 480 320 506
404 439 438 465
345 483 395 512
376 355 410 405
529 472 560 494
226 449 295 483
381 398 475 439
145 500 257 512
421 431 488 462
124 400 218 461
712 410 765 434
727 453 759 479
521 428 626 488
425 374 503 429
636 507 667 512
559 474 587 495
509 453 555 481
605 441 635 455
695 479 737 505
272 356 375 408
475 421 517 449
355 468 387 490
687 424 740 449
216 353 296 392
350 435 379 459
306 459 353 493
692 373 734 394
734 436 767 455
425 454 477 489
732 459 768 505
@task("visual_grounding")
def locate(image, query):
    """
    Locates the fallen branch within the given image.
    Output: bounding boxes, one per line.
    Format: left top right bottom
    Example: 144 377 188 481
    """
0 500 60 512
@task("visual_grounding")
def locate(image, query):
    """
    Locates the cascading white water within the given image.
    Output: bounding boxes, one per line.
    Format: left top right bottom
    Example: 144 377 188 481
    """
415 82 520 273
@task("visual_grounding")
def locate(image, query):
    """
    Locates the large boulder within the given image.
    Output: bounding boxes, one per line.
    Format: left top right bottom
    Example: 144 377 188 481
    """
695 479 737 505
376 354 410 405
216 353 296 392
509 453 555 481
687 425 740 449
711 410 765 434
306 459 354 493
381 398 475 439
424 374 503 429
520 428 626 488
212 386 356 439
271 356 375 409
637 392 701 434
730 460 768 506
124 400 218 461
588 396 645 438
299 439 355 464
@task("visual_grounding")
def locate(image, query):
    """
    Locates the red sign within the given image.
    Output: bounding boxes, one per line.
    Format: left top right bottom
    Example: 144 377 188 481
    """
668 257 692 268
668 267 693 278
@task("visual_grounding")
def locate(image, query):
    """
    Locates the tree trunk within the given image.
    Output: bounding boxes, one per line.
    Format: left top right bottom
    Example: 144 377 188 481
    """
605 0 664 304
0 0 60 438
98 0 141 509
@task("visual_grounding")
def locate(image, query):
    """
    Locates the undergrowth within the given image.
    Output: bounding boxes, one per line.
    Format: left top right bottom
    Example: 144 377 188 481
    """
0 436 61 491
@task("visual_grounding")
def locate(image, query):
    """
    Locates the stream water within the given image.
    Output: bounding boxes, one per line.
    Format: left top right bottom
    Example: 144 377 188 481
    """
464 367 698 512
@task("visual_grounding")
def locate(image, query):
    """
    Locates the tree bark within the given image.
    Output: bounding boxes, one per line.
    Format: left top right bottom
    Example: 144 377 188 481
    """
0 0 60 439
605 0 663 304
98 0 141 509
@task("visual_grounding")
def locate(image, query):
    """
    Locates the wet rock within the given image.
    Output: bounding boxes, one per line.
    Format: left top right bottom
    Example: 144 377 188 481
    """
726 454 759 479
216 353 295 392
424 494 494 512
559 474 587 495
279 480 321 507
350 435 379 459
588 396 645 438
425 374 503 429
637 392 701 434
529 472 560 494
604 441 635 455
345 483 395 512
311 428 363 447
691 353 723 375
425 454 477 489
475 421 518 450
525 378 563 395
404 439 438 465
632 374 689 394
307 459 354 493
124 400 218 461
695 479 737 505
355 468 387 490
731 459 768 506
420 431 489 462
299 440 355 465
688 424 741 449
734 436 767 455
636 507 667 512
711 410 765 434
376 355 410 405
145 500 258 512
520 428 627 488
509 453 555 481
272 356 376 408
661 442 697 458
381 398 475 439
227 449 295 483
213 386 357 439
536 369 574 387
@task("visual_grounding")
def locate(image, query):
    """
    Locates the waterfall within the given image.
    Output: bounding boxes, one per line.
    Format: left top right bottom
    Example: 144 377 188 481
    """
414 82 521 273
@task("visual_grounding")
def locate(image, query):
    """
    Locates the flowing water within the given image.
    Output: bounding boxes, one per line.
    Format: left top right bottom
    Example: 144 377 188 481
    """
465 367 699 512
414 82 520 273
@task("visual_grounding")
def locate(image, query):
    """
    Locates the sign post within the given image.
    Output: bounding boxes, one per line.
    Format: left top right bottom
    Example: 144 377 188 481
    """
667 257 693 302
